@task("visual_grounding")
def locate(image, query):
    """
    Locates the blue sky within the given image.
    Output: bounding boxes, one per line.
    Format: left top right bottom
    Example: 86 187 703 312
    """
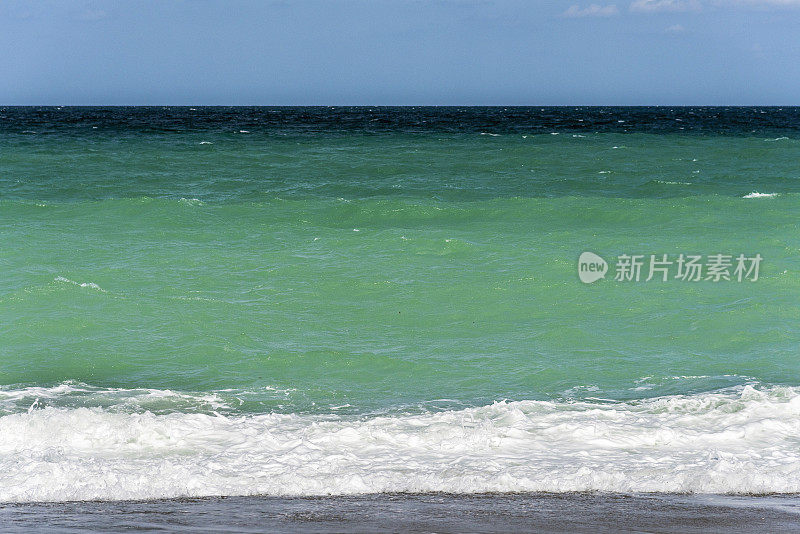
1 0 798 105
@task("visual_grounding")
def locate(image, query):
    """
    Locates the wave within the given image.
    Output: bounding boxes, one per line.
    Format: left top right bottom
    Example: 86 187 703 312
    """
743 192 778 199
2 385 800 502
53 276 106 292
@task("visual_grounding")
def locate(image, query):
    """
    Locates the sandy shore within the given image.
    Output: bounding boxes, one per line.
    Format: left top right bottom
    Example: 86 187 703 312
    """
3 492 800 533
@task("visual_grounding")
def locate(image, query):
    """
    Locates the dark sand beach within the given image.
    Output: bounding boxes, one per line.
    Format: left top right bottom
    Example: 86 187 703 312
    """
3 493 800 533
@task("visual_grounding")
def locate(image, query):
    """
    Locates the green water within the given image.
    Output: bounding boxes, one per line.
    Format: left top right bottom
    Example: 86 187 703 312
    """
1 109 799 415
4 108 800 500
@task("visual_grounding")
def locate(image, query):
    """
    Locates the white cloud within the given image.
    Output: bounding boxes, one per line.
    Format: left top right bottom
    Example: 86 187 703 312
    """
629 0 701 11
563 3 620 16
665 23 686 32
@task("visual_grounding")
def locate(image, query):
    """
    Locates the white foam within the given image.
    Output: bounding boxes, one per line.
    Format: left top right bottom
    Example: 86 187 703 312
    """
743 192 778 199
0 382 230 415
54 276 105 292
3 386 800 502
655 180 692 185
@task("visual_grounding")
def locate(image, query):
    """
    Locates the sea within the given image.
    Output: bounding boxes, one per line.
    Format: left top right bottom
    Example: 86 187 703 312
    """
1 107 799 531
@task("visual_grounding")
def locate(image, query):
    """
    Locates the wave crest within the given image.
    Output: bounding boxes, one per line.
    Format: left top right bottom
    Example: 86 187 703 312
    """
2 385 800 501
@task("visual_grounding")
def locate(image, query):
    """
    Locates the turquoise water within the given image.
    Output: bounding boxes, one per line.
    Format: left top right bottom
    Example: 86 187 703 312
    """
1 107 799 500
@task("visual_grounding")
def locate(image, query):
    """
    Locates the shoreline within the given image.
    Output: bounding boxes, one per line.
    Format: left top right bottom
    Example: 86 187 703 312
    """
3 492 800 533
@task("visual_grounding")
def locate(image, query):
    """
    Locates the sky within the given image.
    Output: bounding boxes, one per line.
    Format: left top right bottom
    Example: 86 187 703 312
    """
0 0 799 105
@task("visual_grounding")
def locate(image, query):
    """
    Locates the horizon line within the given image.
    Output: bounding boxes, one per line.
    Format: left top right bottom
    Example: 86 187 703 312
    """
2 104 799 108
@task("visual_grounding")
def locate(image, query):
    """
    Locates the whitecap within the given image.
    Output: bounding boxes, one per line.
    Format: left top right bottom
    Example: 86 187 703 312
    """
743 192 778 199
3 386 800 501
54 276 105 292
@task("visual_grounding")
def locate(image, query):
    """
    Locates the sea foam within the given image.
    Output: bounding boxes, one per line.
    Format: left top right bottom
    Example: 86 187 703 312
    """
2 385 800 502
743 192 778 198
54 276 105 292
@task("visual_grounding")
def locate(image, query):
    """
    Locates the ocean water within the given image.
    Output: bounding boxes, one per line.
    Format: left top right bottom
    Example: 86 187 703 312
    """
1 107 799 502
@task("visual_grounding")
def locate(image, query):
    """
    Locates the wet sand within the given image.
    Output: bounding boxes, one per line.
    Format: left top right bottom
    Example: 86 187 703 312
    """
3 492 800 533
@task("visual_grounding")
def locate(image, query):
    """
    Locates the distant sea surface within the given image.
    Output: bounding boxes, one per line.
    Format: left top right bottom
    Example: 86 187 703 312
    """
1 107 799 503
